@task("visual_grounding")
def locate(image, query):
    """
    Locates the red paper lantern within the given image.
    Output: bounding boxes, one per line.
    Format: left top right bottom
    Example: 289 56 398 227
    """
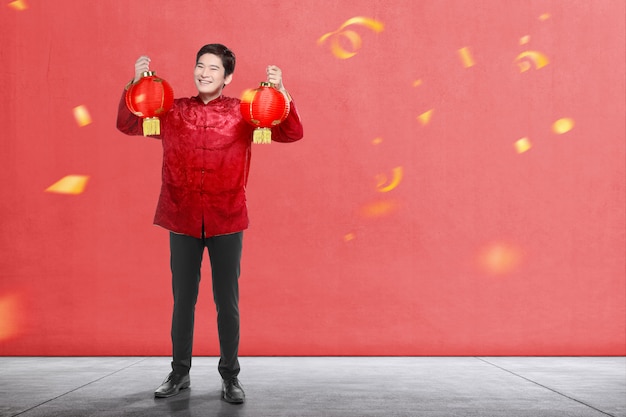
240 82 290 144
125 71 174 136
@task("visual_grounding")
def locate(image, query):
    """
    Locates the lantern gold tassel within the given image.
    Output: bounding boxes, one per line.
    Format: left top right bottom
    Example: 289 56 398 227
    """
253 128 272 144
143 117 161 136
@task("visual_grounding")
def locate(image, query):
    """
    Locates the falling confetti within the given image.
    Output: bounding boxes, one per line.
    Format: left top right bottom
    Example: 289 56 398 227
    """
0 294 20 341
360 199 398 218
458 47 475 68
240 88 256 102
418 109 434 126
519 35 530 45
412 79 423 87
477 243 523 275
7 0 27 10
371 137 383 145
552 118 574 134
514 137 532 153
317 16 384 59
343 233 356 242
376 167 403 192
73 105 92 127
45 175 90 195
539 13 551 21
514 50 549 72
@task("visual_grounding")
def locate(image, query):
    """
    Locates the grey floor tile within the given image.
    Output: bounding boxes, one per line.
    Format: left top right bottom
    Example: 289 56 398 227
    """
478 356 626 417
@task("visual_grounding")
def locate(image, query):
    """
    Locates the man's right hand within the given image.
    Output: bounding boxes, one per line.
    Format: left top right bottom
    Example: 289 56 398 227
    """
133 55 151 83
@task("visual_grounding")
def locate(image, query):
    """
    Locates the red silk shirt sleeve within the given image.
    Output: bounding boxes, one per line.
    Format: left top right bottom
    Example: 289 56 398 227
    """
116 90 145 137
270 99 304 143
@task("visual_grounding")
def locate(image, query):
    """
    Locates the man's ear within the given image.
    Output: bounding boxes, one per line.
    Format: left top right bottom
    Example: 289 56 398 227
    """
224 73 234 87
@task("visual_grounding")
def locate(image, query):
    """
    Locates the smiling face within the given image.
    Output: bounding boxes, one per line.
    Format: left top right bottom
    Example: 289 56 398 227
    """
194 53 233 103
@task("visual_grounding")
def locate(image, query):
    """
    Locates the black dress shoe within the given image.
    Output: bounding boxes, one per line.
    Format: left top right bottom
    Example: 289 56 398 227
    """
154 372 190 398
222 377 245 404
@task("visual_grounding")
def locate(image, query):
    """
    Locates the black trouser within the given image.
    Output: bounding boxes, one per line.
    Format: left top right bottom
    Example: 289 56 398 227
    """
169 231 242 380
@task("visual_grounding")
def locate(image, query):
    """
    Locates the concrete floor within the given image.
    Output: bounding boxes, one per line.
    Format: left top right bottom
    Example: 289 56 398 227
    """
0 357 624 417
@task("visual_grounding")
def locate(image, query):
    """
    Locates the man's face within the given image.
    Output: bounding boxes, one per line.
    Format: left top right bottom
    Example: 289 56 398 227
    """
194 53 232 100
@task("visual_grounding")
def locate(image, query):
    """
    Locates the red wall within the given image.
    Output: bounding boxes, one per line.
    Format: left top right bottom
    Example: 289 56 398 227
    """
1 0 624 356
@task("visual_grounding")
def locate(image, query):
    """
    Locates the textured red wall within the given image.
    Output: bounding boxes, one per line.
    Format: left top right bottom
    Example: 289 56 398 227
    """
1 0 624 356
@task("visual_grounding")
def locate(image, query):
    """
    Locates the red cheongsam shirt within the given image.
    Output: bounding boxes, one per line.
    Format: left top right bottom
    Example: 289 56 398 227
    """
116 92 304 238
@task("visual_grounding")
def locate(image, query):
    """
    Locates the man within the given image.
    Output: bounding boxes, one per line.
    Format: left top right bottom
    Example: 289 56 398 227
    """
116 44 304 404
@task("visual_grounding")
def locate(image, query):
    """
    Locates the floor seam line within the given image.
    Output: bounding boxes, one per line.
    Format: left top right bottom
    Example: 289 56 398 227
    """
475 357 617 417
10 357 149 417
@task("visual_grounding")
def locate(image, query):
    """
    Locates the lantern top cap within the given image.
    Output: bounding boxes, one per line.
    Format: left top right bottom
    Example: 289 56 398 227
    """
260 82 274 88
141 71 156 78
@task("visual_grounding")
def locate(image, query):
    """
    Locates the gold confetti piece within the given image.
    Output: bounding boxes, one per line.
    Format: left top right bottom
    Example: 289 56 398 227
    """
552 118 574 134
372 137 383 145
360 199 398 218
417 109 434 126
514 50 549 72
412 79 423 87
519 35 530 45
458 47 475 68
73 105 92 127
318 16 384 43
477 243 522 275
376 166 403 192
7 0 27 10
514 137 532 153
318 16 384 59
0 294 20 341
329 30 362 59
45 175 90 195
343 233 356 242
539 13 551 21
240 88 256 102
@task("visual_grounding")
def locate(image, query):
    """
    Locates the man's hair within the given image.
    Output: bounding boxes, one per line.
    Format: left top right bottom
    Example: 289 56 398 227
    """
196 44 236 76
